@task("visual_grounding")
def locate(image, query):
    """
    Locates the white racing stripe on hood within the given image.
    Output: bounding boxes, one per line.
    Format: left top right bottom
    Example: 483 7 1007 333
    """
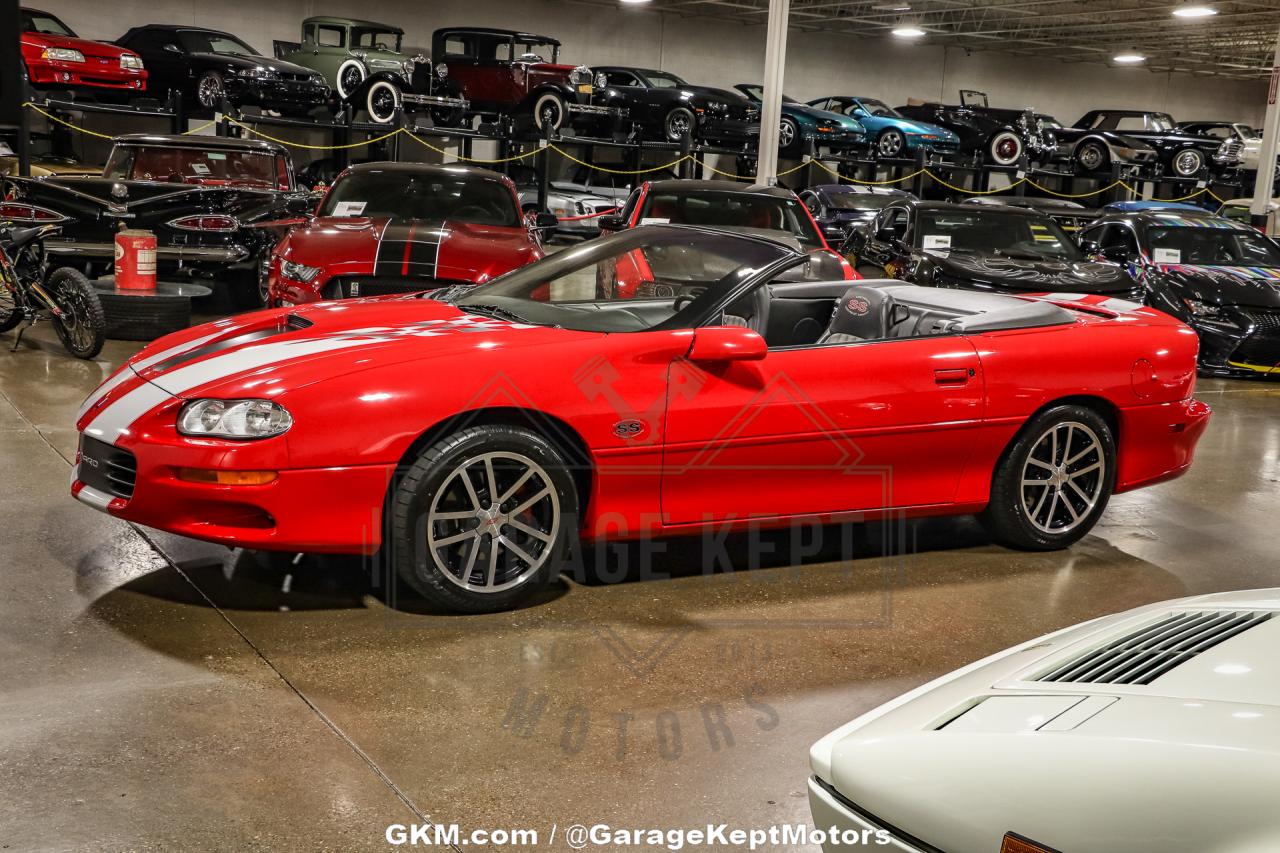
75 326 233 422
83 333 394 446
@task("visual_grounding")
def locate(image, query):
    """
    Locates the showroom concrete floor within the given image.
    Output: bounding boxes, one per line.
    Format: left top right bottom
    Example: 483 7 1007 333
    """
2 321 1277 852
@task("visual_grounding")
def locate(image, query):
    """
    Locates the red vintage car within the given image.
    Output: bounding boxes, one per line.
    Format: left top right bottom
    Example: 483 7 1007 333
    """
72 227 1209 613
266 162 548 307
20 8 146 94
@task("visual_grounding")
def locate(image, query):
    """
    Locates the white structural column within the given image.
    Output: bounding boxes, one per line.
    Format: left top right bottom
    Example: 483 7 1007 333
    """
754 0 790 185
1251 24 1280 225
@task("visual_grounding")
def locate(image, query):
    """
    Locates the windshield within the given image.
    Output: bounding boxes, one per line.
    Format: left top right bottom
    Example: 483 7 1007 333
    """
918 210 1084 260
450 227 794 332
321 169 519 226
1150 113 1176 132
639 190 823 248
826 192 896 212
21 10 75 36
644 71 687 89
351 28 401 51
178 30 259 57
737 85 796 103
104 145 286 189
1147 225 1280 266
857 99 899 118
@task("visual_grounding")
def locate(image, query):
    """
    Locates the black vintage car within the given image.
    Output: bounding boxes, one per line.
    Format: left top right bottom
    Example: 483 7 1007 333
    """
0 134 315 305
843 198 1140 300
896 90 1056 167
1036 115 1158 174
1077 210 1280 377
594 67 759 145
1073 110 1241 179
117 25 330 115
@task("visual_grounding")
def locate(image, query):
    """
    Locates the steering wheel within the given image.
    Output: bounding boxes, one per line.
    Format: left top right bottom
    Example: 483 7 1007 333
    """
452 205 492 222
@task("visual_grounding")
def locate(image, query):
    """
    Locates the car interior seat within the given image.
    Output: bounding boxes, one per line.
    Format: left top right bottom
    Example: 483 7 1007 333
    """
819 285 910 343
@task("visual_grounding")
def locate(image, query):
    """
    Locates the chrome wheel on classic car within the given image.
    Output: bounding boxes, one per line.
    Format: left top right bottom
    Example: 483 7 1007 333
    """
390 425 577 613
988 130 1023 166
1075 140 1109 172
1173 147 1206 177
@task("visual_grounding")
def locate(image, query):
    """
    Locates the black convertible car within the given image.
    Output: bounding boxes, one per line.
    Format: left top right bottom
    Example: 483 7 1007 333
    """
1073 110 1241 179
117 25 330 115
896 90 1056 167
843 198 1140 300
1077 210 1280 377
0 134 315 305
595 66 759 145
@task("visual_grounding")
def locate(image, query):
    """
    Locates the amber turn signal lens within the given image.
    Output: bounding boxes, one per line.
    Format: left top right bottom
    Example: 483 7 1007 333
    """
1001 834 1059 853
177 468 278 486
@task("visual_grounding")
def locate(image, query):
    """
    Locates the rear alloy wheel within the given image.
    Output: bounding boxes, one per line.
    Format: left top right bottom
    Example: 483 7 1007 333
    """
1172 147 1206 177
778 116 800 154
336 59 366 100
196 71 226 110
988 130 1023 166
877 128 906 158
1076 140 1109 173
664 107 695 143
980 405 1116 550
389 425 578 612
532 92 566 133
366 80 401 125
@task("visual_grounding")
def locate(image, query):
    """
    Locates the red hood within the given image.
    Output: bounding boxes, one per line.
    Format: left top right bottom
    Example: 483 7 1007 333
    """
22 32 136 60
280 216 542 285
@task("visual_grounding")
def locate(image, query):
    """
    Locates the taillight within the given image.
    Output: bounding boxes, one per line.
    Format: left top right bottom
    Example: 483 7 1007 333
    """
167 215 239 232
0 202 66 223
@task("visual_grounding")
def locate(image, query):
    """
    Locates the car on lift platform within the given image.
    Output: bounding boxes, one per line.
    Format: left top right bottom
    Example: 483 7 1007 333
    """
896 90 1057 167
1072 109 1242 179
732 84 867 156
594 66 760 145
807 95 960 158
20 7 147 97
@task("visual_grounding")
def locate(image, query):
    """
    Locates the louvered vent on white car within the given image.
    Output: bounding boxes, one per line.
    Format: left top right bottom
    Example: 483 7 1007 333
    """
1036 610 1273 686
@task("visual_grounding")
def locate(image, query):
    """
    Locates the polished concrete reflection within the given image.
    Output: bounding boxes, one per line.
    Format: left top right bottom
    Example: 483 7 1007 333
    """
2 321 1277 851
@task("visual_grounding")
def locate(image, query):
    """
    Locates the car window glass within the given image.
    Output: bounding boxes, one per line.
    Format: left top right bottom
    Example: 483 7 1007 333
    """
21 11 75 36
918 210 1083 260
1099 224 1139 255
106 145 280 189
640 190 823 248
605 71 638 87
317 26 344 48
1147 224 1280 266
352 28 399 51
1112 117 1145 132
178 30 260 57
444 37 473 59
320 171 520 226
645 72 687 89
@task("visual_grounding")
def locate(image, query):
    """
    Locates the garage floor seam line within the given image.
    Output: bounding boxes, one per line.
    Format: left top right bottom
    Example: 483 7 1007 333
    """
129 527 464 853
0 387 73 465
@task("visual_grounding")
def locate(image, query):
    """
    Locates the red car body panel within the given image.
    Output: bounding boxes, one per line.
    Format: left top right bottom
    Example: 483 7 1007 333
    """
21 29 146 92
71 290 1209 556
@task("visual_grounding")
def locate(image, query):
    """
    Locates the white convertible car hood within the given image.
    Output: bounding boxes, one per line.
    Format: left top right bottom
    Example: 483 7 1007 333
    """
812 590 1280 853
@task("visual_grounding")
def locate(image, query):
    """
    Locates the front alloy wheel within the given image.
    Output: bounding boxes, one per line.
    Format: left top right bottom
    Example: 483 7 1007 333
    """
877 128 906 158
779 117 800 153
664 107 695 142
196 71 226 110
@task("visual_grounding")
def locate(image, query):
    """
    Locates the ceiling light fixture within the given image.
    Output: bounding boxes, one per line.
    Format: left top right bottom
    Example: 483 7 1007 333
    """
891 17 926 38
1173 3 1218 17
619 0 652 4
1113 51 1147 63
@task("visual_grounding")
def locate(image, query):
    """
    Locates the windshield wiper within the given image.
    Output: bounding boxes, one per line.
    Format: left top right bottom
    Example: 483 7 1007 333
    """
458 303 535 324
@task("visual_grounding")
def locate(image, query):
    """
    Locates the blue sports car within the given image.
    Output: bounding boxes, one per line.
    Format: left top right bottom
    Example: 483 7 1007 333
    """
808 96 960 159
734 84 867 156
1101 200 1212 214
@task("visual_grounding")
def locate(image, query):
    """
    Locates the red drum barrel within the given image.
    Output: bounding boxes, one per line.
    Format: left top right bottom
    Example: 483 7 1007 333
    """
114 229 157 290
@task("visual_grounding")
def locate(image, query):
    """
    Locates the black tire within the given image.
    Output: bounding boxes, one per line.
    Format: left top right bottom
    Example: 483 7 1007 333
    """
1075 141 1109 173
366 80 401 125
47 268 105 359
979 404 1116 551
196 71 226 110
0 280 19 333
877 128 907 159
389 425 579 613
97 290 190 341
664 107 696 143
532 91 566 132
336 60 366 100
1171 147 1206 177
778 116 801 155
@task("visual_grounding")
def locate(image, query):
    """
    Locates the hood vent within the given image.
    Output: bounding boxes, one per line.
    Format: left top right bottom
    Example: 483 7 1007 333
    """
1036 610 1273 686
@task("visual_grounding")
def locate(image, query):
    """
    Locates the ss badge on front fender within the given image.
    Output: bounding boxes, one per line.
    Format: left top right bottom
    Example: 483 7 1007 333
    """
613 419 647 440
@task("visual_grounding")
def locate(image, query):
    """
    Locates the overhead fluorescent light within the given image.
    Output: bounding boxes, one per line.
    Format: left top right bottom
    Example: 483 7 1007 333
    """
891 25 926 38
1173 4 1218 17
1113 52 1147 63
619 0 652 4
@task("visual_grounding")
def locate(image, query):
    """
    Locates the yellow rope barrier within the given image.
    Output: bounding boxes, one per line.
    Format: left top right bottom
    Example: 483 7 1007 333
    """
22 102 116 139
810 160 926 185
403 129 545 164
181 119 217 135
693 157 810 180
549 144 690 175
1023 178 1126 199
225 116 405 150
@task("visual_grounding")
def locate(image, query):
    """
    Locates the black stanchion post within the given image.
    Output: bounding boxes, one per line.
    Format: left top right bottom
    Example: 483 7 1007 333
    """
1015 153 1028 197
390 108 403 162
912 146 926 199
537 119 552 213
16 76 30 177
1108 162 1124 206
679 128 693 180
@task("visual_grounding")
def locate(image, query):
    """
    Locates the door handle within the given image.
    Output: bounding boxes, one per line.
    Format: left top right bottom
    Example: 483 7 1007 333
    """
934 367 973 385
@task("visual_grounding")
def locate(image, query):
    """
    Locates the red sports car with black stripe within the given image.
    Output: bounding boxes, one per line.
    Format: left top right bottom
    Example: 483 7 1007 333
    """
266 162 547 306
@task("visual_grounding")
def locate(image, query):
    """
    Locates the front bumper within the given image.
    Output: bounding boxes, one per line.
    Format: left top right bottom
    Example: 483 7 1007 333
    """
807 777 934 853
72 430 396 554
1193 308 1280 378
26 59 146 91
402 92 468 111
698 115 760 143
226 78 330 108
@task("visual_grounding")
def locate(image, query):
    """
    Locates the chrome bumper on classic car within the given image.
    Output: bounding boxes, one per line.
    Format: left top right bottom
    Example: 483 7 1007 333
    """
45 241 250 263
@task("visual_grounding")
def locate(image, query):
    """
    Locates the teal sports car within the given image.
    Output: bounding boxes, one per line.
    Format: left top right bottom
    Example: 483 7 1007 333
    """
808 96 960 159
733 84 867 156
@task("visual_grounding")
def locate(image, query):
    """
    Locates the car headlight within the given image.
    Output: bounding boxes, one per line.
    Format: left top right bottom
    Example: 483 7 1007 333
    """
238 67 278 79
178 399 293 439
279 258 322 283
595 71 607 89
436 62 448 79
120 54 144 71
1183 297 1225 318
704 101 727 113
569 66 591 85
42 47 85 63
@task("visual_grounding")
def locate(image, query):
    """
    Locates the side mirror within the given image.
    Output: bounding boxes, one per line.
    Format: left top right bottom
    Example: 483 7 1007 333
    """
874 226 900 244
1099 244 1132 263
533 211 558 229
597 214 626 233
1078 239 1101 256
688 326 767 363
163 43 181 53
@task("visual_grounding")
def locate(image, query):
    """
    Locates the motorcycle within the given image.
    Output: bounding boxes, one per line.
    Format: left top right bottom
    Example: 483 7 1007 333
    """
0 223 105 359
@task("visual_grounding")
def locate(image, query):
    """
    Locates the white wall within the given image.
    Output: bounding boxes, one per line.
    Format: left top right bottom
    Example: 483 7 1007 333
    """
38 0 1269 126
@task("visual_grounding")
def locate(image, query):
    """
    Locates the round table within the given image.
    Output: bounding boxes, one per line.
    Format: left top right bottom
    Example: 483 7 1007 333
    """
91 278 214 341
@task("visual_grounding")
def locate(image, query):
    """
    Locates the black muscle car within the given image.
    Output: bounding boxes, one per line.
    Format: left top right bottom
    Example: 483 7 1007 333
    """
842 198 1140 300
0 134 315 305
1077 210 1280 377
1072 110 1241 179
896 90 1056 167
116 25 329 115
594 66 759 145
1035 115 1158 173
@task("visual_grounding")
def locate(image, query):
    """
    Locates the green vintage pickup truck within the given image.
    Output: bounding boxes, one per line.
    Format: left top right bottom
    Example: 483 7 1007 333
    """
276 16 467 125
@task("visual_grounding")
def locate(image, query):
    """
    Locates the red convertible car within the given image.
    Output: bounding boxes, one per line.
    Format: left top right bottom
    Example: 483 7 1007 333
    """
72 227 1209 612
20 7 146 94
266 162 548 306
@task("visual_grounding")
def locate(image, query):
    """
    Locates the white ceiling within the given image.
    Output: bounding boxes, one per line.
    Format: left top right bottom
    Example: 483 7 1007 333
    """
579 1 1280 79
